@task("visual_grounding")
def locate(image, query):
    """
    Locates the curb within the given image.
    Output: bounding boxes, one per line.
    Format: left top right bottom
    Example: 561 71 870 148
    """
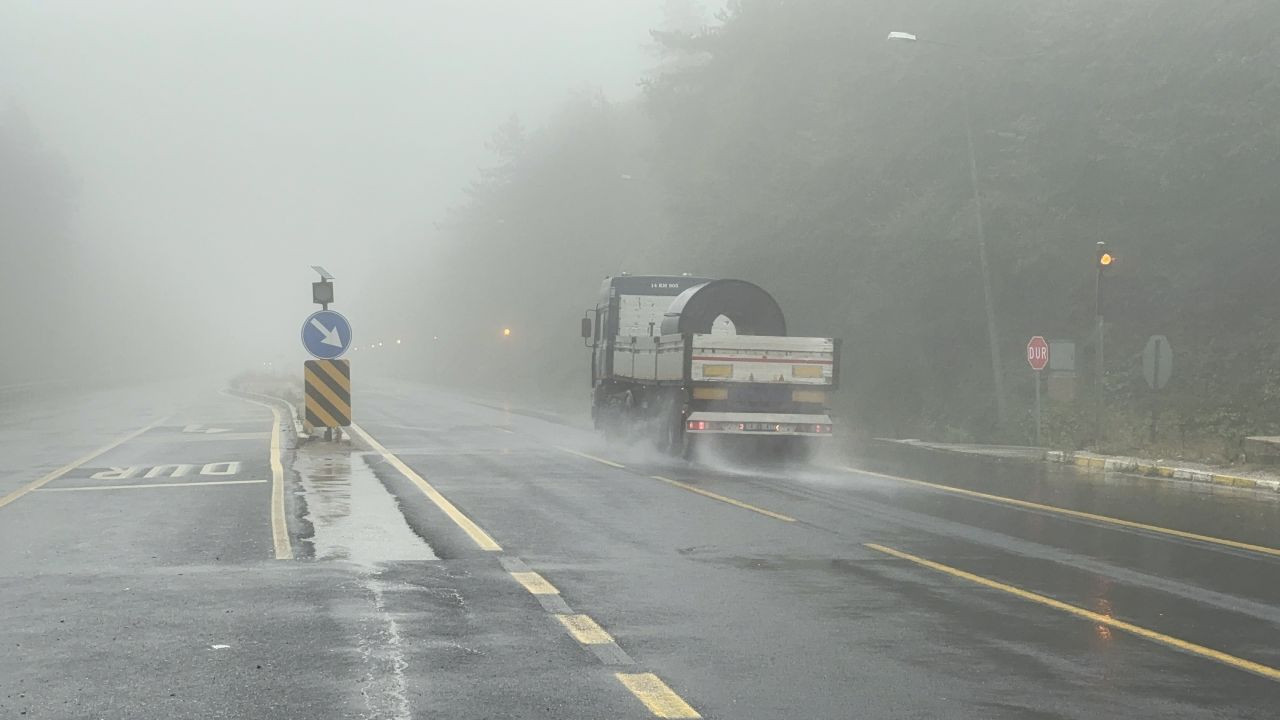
1044 450 1280 493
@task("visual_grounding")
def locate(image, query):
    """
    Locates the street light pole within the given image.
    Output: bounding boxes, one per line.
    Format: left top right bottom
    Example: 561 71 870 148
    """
889 32 1007 425
1093 242 1113 448
959 69 1007 426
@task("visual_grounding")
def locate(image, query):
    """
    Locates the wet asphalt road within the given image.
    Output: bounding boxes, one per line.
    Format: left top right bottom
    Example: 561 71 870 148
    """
2 378 1279 718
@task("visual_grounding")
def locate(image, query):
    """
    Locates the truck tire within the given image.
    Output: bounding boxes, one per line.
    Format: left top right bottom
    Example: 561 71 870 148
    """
656 392 685 456
593 387 626 443
780 437 816 464
679 433 697 460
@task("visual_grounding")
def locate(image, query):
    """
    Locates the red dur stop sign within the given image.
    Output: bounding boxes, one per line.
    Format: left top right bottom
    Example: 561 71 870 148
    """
1027 336 1049 371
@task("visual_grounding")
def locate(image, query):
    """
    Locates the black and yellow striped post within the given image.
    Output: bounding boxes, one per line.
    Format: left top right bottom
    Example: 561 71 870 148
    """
304 359 351 430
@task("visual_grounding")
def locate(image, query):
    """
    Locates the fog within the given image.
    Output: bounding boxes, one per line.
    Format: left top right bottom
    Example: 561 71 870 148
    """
1 0 713 382
6 1 1280 457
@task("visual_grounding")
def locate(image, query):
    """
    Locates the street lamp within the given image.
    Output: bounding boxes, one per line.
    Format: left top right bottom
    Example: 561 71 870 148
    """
1094 241 1116 446
888 30 1007 426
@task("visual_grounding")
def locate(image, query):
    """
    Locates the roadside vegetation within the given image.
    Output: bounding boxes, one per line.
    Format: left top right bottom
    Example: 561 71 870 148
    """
392 0 1280 461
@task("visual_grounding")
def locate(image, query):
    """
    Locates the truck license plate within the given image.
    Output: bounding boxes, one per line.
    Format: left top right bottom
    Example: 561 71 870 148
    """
742 422 793 432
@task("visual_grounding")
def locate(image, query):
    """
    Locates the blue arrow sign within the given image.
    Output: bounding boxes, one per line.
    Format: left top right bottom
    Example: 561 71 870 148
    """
301 310 352 359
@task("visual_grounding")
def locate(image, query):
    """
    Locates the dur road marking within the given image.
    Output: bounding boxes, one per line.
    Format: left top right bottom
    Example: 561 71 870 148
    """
615 673 701 719
90 461 242 480
0 418 166 510
651 475 795 523
848 466 1280 559
229 394 294 560
36 479 267 492
352 423 503 552
865 542 1280 682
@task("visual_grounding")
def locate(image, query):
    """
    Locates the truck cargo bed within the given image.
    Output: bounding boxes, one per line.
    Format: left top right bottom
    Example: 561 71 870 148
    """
609 333 838 387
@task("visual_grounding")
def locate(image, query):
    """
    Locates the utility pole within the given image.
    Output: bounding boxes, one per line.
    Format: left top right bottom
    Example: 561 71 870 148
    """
886 31 1006 425
961 70 1006 426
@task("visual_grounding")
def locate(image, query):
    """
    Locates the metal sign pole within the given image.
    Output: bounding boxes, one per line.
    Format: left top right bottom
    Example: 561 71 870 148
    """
1095 301 1104 447
1035 369 1042 447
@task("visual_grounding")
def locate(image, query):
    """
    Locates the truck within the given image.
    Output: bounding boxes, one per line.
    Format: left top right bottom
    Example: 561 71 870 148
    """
581 274 840 458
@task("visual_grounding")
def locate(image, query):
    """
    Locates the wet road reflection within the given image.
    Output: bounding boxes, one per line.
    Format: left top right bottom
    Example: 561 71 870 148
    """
294 442 436 566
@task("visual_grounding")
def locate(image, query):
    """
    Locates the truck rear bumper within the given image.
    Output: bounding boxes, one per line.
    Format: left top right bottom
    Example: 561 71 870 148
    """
684 411 834 437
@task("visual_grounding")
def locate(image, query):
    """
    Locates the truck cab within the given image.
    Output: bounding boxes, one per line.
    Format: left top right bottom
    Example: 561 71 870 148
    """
587 274 713 387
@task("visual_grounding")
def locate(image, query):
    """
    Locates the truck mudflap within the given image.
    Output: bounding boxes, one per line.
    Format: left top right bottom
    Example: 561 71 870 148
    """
684 411 834 436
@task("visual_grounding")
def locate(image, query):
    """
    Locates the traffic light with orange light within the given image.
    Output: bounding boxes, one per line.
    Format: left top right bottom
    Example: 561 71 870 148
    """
1096 243 1115 270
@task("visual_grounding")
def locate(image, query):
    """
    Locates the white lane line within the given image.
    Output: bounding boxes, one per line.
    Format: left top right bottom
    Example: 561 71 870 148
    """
36 479 268 492
0 418 167 510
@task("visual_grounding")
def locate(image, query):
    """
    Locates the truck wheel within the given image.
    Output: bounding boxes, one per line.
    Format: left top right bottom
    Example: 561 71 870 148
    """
602 402 628 443
600 391 637 445
781 437 816 464
656 394 684 456
594 388 624 442
679 434 695 460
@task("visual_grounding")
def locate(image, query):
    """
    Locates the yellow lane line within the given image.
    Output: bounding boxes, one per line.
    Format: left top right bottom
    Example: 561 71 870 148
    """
234 396 294 560
555 614 614 645
352 423 503 552
510 571 559 595
36 479 267 492
615 673 702 719
0 418 166 510
552 444 794 522
267 402 293 559
651 475 796 523
847 466 1280 558
865 542 1280 682
556 447 627 469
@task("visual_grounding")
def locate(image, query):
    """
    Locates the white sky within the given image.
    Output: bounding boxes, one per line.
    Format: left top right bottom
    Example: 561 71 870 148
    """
0 1 720 370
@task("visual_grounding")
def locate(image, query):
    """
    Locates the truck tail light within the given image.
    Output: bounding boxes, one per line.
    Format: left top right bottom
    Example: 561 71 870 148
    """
687 420 707 431
814 424 832 434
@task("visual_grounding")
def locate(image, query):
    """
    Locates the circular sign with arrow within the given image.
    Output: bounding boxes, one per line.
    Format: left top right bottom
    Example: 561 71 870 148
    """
301 309 353 359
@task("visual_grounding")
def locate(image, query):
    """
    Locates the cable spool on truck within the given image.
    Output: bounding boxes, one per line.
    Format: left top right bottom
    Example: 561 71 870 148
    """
580 275 841 459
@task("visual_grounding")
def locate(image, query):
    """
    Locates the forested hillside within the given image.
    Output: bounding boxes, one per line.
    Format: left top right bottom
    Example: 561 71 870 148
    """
394 0 1280 458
